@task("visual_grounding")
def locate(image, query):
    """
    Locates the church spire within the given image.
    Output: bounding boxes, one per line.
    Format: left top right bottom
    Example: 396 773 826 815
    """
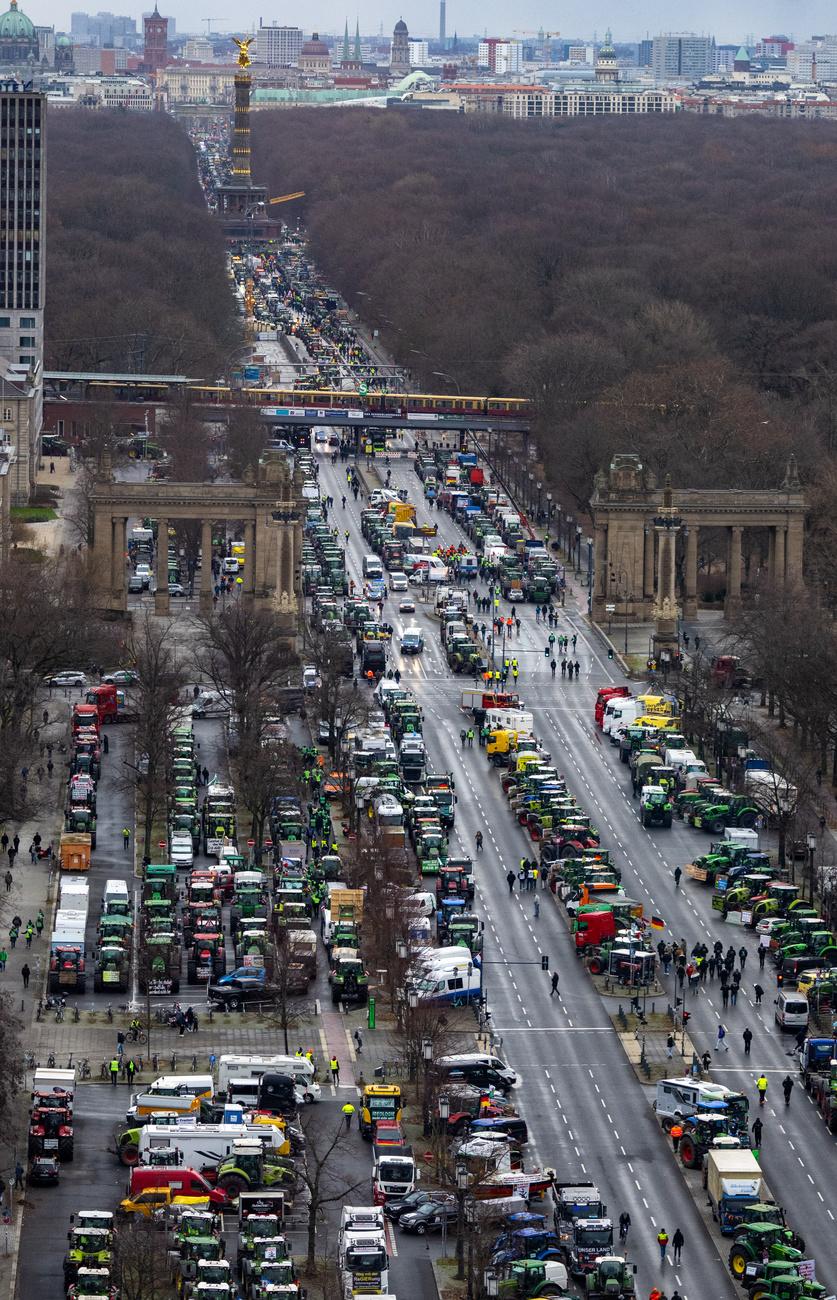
353 17 361 60
342 17 350 60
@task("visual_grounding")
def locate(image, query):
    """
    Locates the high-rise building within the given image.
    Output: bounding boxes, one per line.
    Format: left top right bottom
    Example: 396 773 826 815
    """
409 39 428 65
477 37 521 73
0 84 45 502
255 22 302 67
637 37 653 66
652 33 716 80
439 0 445 45
142 2 167 71
390 17 409 74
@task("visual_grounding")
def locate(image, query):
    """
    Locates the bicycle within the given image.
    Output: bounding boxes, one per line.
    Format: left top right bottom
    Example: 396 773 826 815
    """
128 1027 148 1045
55 1004 64 1023
79 1058 91 1080
47 1052 55 1069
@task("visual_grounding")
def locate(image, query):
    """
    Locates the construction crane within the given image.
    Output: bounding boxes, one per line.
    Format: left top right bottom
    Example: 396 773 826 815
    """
514 28 562 42
268 191 306 206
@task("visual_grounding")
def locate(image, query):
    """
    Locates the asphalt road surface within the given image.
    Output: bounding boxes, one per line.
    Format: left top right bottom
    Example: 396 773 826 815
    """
318 444 837 1298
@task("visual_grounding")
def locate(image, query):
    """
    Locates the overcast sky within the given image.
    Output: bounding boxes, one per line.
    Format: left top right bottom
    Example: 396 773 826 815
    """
44 0 830 43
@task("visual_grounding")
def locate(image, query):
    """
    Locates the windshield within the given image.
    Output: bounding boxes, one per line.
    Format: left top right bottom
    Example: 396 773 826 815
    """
378 1160 411 1182
345 1247 386 1271
578 1228 613 1247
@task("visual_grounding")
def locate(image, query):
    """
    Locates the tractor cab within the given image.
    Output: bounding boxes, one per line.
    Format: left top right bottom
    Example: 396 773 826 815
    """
728 1224 802 1280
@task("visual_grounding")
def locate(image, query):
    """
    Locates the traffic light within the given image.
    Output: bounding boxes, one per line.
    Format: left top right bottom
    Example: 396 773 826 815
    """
682 1009 691 1027
541 954 549 971
608 648 614 660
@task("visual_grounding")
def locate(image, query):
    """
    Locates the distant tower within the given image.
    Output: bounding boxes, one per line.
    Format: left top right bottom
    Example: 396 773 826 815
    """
342 17 350 61
733 44 751 72
143 2 168 72
595 29 619 83
390 16 409 74
439 0 446 45
232 42 252 180
353 18 361 60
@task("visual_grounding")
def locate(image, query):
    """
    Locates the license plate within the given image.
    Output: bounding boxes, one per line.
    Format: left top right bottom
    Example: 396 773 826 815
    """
43 1138 58 1149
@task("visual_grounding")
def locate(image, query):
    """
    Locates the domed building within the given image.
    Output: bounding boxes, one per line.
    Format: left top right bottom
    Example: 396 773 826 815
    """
390 17 410 75
299 32 331 75
0 0 39 67
55 31 74 72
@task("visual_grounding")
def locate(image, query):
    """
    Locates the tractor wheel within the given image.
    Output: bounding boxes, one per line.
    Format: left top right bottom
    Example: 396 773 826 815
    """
540 1288 562 1297
589 957 604 975
729 1248 749 1277
679 1137 697 1168
94 973 103 993
217 1173 248 1200
663 813 673 828
749 1287 770 1300
738 812 757 829
119 1142 140 1166
710 819 726 835
59 1138 74 1163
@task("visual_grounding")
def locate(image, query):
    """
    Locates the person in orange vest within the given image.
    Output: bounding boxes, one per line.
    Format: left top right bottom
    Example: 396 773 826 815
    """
650 1290 663 1300
670 1123 683 1154
657 1228 669 1262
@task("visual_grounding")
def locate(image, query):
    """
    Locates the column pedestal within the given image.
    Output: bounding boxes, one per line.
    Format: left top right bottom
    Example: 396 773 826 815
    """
155 516 170 616
200 519 213 612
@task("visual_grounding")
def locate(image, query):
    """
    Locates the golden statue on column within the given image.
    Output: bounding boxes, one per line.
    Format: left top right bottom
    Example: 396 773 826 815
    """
233 36 254 67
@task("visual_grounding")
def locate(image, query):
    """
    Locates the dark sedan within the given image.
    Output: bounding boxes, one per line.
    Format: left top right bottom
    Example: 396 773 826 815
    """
28 1155 60 1185
399 1200 458 1235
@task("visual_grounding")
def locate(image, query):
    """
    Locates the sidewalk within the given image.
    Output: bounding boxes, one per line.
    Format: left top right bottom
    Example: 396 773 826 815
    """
0 709 69 1297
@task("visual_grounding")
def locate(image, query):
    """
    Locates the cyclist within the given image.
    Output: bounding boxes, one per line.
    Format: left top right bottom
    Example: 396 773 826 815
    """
475 831 483 852
619 1211 631 1242
128 1016 142 1041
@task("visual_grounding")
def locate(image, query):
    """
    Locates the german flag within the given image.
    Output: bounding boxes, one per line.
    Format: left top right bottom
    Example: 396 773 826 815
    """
650 915 665 931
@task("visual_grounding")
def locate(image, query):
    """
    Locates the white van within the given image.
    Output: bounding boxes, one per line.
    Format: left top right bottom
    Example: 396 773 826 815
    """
217 1053 320 1101
102 879 129 915
415 964 482 1006
362 554 384 580
413 945 475 973
604 698 641 738
775 990 809 1031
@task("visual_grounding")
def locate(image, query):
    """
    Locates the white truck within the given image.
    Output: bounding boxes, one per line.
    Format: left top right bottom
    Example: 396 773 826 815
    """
216 1053 320 1101
137 1118 286 1167
744 768 798 815
50 909 88 954
59 876 90 914
338 1217 389 1297
705 1148 764 1235
485 707 534 734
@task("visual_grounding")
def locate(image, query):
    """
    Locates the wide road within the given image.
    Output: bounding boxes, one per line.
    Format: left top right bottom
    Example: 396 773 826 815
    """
317 448 738 1300
359 446 837 1292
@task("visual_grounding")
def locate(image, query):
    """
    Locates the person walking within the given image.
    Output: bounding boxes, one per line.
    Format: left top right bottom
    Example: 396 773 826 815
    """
550 971 560 997
666 1033 675 1059
758 945 766 971
24 922 33 949
8 925 17 950
342 1101 355 1131
122 827 131 852
716 1023 729 1052
751 1116 763 1150
670 1123 683 1153
354 1029 363 1056
657 1228 669 1263
782 1075 794 1106
330 1056 340 1085
721 984 729 1009
125 1058 136 1086
742 1027 753 1055
753 983 765 1006
0 948 6 972
672 1229 684 1264
109 1057 120 1087
673 866 682 890
756 1074 768 1106
13 1161 24 1191
506 870 516 894
3 871 11 893
738 945 748 970
20 962 30 989
533 897 540 919
619 1211 631 1243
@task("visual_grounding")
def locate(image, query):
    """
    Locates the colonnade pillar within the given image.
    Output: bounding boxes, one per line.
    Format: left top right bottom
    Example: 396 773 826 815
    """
683 524 698 619
155 516 170 615
200 519 213 611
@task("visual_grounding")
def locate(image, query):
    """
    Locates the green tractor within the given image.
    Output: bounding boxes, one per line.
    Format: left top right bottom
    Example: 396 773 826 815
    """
584 1256 637 1299
66 1268 118 1299
215 1140 299 1200
497 1259 570 1298
734 1204 804 1250
693 794 759 833
65 806 97 847
182 1259 233 1299
94 943 130 994
235 1214 281 1277
747 1273 827 1300
679 1114 744 1169
330 951 369 1005
241 1240 293 1294
174 1235 225 1285
640 785 673 828
729 1224 803 1280
63 1228 114 1288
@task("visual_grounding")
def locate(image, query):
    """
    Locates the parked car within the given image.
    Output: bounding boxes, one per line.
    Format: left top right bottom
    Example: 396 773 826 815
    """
44 671 87 688
389 572 408 592
399 1200 458 1235
169 833 194 868
168 582 185 597
28 1155 60 1186
207 968 273 1011
134 563 152 588
384 1190 454 1223
127 574 145 594
102 669 139 685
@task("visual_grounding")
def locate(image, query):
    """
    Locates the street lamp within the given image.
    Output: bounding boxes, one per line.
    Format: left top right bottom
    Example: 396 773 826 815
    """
455 1160 469 1280
432 369 462 395
546 492 554 534
807 832 817 904
536 480 543 521
575 525 583 575
396 939 408 960
422 1038 434 1135
484 1270 498 1299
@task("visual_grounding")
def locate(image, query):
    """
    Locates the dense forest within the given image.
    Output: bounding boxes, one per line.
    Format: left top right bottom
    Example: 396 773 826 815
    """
47 111 237 376
254 111 837 538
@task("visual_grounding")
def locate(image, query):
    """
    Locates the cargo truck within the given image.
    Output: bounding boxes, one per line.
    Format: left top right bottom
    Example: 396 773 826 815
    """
704 1148 764 1234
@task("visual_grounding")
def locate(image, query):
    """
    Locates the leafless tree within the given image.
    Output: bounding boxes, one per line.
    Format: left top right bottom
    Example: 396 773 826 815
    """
298 1111 367 1272
226 406 267 478
112 1214 172 1300
123 612 189 861
196 605 296 748
233 733 304 851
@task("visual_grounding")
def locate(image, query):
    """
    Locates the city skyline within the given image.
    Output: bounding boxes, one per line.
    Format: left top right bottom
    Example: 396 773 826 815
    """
32 0 837 44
